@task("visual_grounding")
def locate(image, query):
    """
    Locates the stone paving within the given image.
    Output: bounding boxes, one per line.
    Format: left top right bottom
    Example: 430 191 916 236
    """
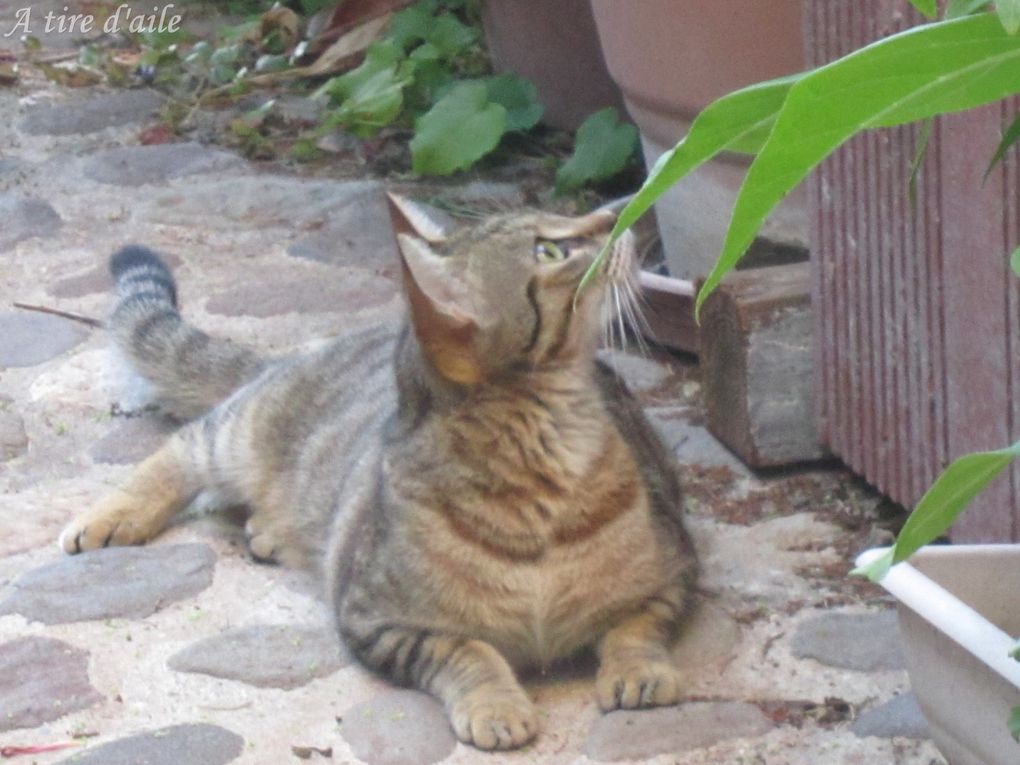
0 16 947 765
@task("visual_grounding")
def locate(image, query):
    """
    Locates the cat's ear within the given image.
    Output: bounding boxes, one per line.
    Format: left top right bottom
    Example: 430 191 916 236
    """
389 219 484 385
386 193 454 244
534 208 617 240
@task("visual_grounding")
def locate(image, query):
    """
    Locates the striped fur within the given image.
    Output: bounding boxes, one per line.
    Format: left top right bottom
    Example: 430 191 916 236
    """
60 205 697 751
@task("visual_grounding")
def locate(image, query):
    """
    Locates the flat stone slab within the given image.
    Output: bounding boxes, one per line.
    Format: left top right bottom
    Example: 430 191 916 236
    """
168 624 347 689
339 690 456 765
91 417 176 465
791 609 905 672
0 636 103 732
56 723 244 765
0 194 62 250
205 273 396 318
0 543 216 624
585 701 774 761
82 142 244 186
141 177 386 233
0 312 89 368
0 395 27 461
20 89 164 136
851 693 930 739
647 409 751 476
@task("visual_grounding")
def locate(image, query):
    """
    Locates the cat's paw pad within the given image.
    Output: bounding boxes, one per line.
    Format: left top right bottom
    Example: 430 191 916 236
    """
596 658 681 711
244 517 279 563
450 686 539 750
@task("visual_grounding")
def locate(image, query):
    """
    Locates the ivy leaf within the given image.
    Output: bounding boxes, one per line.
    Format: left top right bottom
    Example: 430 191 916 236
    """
389 3 434 51
852 440 1020 582
485 74 543 132
555 108 638 193
411 81 507 175
425 14 477 59
321 40 402 103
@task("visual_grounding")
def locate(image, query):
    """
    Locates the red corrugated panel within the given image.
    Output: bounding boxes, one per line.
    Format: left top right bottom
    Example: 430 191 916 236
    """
806 1 1020 540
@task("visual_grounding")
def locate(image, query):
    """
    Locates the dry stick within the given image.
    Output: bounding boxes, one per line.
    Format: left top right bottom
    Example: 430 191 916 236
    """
12 302 103 328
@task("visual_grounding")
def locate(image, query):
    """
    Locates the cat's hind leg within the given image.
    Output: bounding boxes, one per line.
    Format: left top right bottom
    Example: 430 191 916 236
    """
59 425 204 554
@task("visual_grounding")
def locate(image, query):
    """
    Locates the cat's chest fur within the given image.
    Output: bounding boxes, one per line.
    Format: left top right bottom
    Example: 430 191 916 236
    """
385 377 671 667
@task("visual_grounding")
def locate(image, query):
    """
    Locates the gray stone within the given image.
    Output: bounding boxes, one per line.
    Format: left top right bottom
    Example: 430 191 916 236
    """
48 264 111 298
791 610 905 671
0 544 216 624
598 348 673 392
0 312 89 368
168 624 347 689
205 273 396 318
339 690 456 765
91 417 176 465
850 693 930 740
83 142 244 187
585 701 774 761
647 409 751 476
0 194 62 250
19 89 164 136
0 395 27 461
0 636 103 731
0 157 25 175
55 723 244 765
141 177 387 235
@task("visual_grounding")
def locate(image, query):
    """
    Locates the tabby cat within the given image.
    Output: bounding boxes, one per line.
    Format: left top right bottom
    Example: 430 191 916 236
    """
59 196 698 750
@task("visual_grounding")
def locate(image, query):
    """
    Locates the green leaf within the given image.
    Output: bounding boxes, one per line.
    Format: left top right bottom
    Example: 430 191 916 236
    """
1010 706 1020 741
411 81 507 175
326 40 402 102
330 65 407 136
388 3 434 50
556 108 638 193
485 74 543 132
907 0 938 18
580 74 799 292
986 110 1020 178
425 14 477 59
946 0 990 18
697 13 1020 317
1011 245 1020 279
998 0 1020 33
853 440 1020 582
908 118 933 205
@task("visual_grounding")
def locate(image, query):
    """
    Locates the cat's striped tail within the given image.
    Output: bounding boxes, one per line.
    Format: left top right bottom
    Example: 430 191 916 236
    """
108 246 265 420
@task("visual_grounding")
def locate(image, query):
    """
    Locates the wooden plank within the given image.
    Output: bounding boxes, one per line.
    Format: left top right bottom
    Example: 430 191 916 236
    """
699 263 827 468
637 271 699 355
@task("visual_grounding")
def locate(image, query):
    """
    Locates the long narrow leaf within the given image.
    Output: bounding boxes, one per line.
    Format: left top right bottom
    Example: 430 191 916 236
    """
697 12 1020 316
985 109 1020 178
946 0 990 18
854 440 1020 581
579 74 801 292
998 0 1020 34
907 0 938 18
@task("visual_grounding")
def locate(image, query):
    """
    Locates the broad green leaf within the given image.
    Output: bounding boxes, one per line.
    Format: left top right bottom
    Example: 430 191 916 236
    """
985 110 1020 178
555 108 638 193
325 40 402 103
853 440 1020 582
485 74 543 132
697 13 1020 317
580 74 800 292
1010 706 1020 741
411 81 507 175
1011 245 1020 278
946 0 990 18
426 14 477 59
998 0 1020 33
389 3 434 51
907 0 938 18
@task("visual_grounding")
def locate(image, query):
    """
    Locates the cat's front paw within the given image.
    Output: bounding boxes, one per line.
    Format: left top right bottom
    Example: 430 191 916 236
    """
58 493 153 554
596 657 681 711
450 685 539 750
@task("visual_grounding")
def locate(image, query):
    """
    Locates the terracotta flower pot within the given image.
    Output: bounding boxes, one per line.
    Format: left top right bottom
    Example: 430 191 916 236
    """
590 0 807 279
480 0 625 131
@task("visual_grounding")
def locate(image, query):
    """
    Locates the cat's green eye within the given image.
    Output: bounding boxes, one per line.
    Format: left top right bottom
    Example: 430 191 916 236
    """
535 241 568 262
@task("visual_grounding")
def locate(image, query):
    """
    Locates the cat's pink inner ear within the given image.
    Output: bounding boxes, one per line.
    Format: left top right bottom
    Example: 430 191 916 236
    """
386 193 452 244
396 235 484 385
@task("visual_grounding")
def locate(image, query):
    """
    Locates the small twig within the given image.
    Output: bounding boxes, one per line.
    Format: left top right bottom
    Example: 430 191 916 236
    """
12 302 103 328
